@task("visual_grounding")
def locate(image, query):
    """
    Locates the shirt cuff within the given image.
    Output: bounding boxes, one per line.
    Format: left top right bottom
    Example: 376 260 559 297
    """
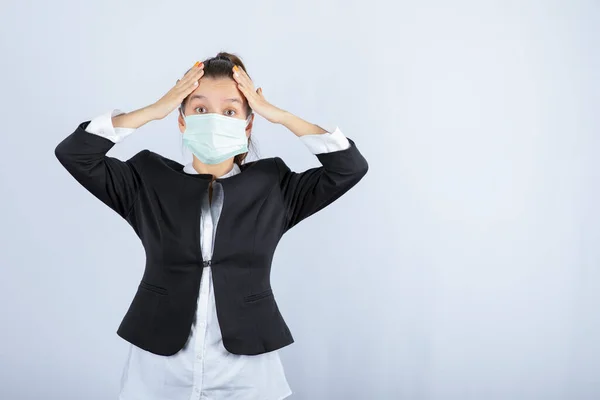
299 126 351 154
85 109 136 143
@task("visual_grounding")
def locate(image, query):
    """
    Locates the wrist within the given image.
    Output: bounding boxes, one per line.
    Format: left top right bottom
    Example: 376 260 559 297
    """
112 106 158 129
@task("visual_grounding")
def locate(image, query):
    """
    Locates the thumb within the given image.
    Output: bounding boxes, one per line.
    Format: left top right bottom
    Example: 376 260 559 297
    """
257 87 264 98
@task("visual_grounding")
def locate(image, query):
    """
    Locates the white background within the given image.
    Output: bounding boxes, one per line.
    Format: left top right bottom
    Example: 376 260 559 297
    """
0 0 598 399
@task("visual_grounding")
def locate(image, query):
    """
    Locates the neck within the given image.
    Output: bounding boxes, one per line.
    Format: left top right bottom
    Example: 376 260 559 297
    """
192 156 235 178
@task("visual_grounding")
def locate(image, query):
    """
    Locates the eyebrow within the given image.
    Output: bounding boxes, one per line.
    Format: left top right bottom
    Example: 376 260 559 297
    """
188 94 242 104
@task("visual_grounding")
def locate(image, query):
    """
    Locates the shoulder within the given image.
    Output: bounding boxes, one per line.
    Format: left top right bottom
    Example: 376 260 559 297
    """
130 149 181 168
125 149 153 171
270 156 291 177
125 149 187 181
130 149 151 161
244 156 290 181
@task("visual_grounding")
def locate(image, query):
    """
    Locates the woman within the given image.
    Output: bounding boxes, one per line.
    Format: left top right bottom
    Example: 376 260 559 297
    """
55 52 368 400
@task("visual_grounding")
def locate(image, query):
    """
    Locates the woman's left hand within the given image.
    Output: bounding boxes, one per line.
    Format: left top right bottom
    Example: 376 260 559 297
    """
232 65 287 124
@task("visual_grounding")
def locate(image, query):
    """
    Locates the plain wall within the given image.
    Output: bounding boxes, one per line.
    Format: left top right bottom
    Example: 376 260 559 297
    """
0 0 598 399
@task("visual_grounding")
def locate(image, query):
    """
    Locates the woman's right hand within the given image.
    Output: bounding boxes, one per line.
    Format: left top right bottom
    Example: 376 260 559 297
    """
149 61 205 120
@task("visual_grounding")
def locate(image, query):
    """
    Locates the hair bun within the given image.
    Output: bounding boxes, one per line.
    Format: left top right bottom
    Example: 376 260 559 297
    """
215 53 232 62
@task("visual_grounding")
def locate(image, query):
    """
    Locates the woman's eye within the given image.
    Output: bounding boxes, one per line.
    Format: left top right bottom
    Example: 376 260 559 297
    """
225 110 236 117
194 107 206 113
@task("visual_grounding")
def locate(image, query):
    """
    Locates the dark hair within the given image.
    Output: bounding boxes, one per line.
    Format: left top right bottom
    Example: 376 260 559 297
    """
180 52 254 167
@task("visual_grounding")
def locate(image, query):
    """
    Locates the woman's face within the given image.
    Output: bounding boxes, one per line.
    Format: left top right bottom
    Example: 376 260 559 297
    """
178 76 253 137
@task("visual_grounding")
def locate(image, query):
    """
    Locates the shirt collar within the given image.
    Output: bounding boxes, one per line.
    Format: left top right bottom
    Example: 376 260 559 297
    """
182 161 241 178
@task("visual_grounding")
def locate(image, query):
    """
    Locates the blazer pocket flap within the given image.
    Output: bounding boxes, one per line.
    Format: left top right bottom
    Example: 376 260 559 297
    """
139 280 168 295
243 288 273 302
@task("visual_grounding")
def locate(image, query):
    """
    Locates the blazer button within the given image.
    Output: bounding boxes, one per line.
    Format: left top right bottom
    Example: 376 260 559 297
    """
202 260 211 267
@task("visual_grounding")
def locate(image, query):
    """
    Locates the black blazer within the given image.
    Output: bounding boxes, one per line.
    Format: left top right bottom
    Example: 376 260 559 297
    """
54 120 369 356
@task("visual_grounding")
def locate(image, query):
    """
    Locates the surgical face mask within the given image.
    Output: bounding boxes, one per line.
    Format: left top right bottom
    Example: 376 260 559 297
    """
180 109 252 165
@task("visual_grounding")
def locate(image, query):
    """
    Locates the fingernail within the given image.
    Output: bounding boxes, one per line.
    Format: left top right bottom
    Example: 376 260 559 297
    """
233 65 238 71
194 61 200 67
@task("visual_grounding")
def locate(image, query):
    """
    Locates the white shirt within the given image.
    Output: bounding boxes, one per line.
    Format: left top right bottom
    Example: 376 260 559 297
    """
85 109 350 400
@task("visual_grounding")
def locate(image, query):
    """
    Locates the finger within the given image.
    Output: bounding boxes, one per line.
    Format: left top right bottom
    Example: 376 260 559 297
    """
234 64 250 80
232 66 244 84
180 67 204 91
233 65 254 90
185 70 204 92
180 62 202 84
236 76 255 94
178 75 203 99
240 71 254 89
181 65 204 88
175 73 203 104
178 62 204 87
236 81 249 96
237 83 256 103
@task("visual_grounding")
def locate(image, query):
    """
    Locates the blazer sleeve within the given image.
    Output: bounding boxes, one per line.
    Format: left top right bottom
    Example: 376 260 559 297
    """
54 120 148 219
274 137 368 232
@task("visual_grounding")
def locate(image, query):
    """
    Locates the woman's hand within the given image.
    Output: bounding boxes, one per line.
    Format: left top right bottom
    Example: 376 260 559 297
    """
149 61 205 120
232 65 288 124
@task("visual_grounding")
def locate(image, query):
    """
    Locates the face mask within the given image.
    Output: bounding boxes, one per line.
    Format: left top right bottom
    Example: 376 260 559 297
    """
181 109 252 165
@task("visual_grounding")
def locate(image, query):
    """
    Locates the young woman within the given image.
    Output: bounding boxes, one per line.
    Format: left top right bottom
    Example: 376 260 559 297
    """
55 52 368 400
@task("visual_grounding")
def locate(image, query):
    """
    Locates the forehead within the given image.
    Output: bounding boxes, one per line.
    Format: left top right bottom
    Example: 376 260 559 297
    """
188 77 241 102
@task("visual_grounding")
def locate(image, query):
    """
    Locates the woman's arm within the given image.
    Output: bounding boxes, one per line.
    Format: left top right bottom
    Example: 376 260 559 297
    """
231 64 368 231
111 104 162 130
277 110 328 136
275 131 368 232
54 118 147 219
54 61 205 219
